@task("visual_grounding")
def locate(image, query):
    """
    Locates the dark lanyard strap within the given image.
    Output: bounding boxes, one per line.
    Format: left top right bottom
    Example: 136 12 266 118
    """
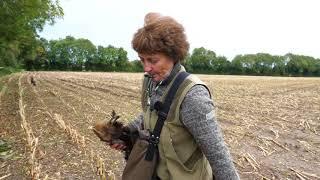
145 71 190 161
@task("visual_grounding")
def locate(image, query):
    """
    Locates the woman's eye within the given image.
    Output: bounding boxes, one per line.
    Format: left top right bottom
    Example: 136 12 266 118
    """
151 59 158 64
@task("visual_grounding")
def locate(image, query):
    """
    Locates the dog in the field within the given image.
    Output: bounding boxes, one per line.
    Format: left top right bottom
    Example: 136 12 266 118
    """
30 76 36 86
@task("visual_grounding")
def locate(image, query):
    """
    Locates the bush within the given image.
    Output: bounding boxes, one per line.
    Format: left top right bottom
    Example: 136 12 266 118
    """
0 67 22 77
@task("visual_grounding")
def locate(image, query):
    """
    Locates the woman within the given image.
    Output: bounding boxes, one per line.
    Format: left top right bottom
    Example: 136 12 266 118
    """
112 12 239 180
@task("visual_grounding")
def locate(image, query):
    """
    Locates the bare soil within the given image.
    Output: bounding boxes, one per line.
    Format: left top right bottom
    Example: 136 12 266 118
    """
1 72 319 179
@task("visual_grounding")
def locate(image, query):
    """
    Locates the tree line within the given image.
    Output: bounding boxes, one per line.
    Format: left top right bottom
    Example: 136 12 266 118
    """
185 48 320 76
1 1 320 76
25 36 143 72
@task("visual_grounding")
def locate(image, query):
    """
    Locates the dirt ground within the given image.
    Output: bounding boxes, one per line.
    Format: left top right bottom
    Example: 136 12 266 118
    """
0 72 319 180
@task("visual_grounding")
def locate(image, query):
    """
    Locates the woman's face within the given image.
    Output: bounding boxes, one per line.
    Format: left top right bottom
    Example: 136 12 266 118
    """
138 53 174 82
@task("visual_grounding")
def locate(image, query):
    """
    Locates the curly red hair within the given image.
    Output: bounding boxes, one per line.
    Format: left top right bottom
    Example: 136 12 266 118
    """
132 13 189 63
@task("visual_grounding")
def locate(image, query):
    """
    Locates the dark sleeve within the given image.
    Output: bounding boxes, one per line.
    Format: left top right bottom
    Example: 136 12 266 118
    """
180 85 240 180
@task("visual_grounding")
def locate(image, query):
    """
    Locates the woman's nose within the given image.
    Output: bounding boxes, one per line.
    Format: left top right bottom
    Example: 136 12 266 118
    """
143 62 152 72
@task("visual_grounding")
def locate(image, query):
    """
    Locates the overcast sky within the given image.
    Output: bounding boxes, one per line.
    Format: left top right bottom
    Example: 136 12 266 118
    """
39 0 320 61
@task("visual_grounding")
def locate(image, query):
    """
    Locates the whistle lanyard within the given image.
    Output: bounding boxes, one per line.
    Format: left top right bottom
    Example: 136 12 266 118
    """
147 80 163 107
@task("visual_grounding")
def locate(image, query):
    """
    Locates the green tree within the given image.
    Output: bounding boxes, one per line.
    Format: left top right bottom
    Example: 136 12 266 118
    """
90 45 128 71
0 0 63 68
272 56 287 76
231 53 287 76
212 56 231 74
254 53 273 75
24 38 49 70
71 38 96 70
128 60 143 72
231 55 254 74
47 36 96 71
230 55 242 74
286 53 318 76
187 47 216 73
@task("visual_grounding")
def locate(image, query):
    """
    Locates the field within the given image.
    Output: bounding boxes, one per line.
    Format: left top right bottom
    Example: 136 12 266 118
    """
0 72 319 180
